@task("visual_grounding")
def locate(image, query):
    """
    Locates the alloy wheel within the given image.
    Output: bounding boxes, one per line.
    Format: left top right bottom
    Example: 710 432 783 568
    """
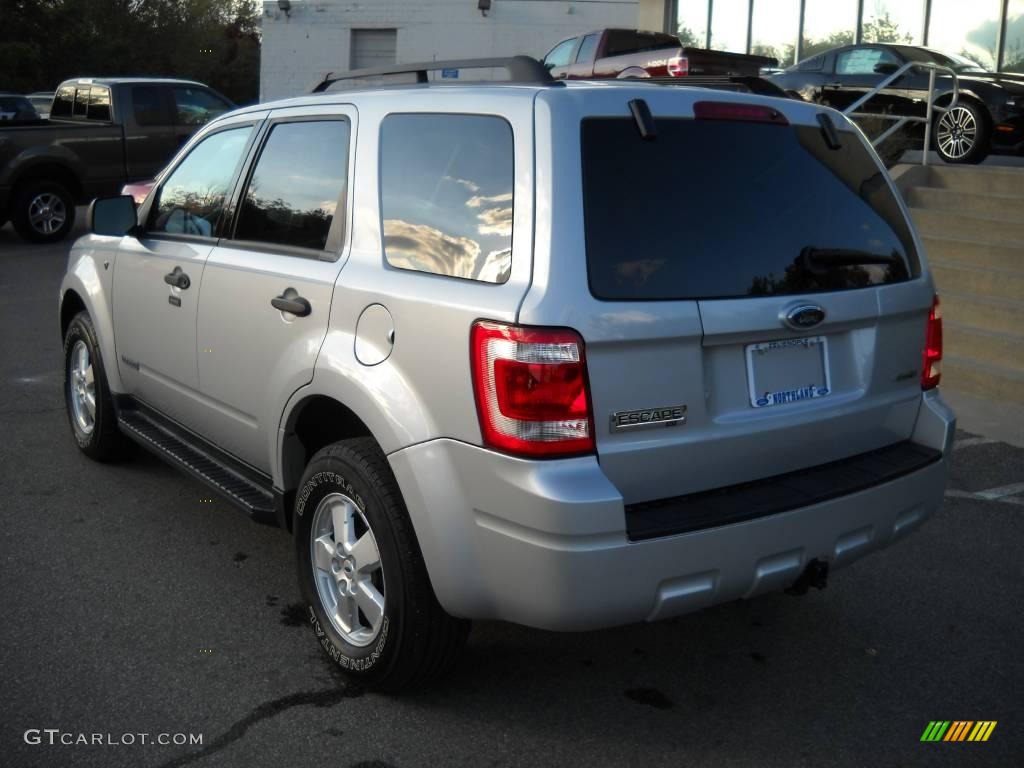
69 340 96 435
28 192 67 236
311 492 386 647
936 106 977 161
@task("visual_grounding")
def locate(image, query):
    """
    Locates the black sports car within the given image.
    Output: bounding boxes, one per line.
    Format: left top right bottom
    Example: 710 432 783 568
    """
768 44 1024 164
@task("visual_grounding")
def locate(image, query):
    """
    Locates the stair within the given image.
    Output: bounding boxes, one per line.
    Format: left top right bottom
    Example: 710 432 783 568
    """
117 404 276 522
893 164 1024 405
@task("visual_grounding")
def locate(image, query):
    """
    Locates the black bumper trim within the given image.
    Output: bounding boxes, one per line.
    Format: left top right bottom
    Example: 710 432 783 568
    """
625 441 942 541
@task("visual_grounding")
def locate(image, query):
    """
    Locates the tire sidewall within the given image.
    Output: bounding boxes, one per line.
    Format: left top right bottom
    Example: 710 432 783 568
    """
294 457 404 681
14 180 76 243
63 314 108 453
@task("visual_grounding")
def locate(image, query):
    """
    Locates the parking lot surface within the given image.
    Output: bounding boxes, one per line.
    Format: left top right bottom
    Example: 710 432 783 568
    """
1 221 1022 767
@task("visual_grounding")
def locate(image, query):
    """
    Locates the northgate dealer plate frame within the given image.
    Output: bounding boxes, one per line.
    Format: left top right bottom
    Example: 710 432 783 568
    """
745 335 832 408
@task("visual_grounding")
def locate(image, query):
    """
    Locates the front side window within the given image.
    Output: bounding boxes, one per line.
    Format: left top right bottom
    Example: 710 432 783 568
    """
172 87 231 126
575 34 601 64
544 39 576 69
836 47 900 74
234 120 350 251
380 114 513 284
149 126 252 237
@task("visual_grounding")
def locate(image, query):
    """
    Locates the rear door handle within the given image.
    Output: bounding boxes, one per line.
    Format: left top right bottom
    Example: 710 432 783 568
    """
271 294 311 317
163 267 190 289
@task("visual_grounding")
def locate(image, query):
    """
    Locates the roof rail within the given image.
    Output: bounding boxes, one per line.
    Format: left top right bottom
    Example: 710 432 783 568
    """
310 56 555 93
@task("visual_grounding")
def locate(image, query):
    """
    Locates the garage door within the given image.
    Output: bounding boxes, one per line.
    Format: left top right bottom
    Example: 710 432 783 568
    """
351 29 397 70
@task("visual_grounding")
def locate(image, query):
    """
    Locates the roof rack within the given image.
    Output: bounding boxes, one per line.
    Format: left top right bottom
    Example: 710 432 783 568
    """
310 56 555 93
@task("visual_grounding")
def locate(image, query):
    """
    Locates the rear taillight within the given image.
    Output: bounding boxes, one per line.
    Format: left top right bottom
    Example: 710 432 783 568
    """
693 100 789 125
922 295 943 390
471 320 595 457
667 55 689 77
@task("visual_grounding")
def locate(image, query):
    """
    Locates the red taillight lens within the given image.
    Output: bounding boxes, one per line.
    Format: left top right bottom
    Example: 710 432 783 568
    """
667 55 689 77
922 295 943 390
471 320 595 457
693 100 789 125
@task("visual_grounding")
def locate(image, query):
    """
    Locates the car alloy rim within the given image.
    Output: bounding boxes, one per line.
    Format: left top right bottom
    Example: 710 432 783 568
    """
310 492 386 647
69 340 96 435
936 106 977 160
28 192 67 235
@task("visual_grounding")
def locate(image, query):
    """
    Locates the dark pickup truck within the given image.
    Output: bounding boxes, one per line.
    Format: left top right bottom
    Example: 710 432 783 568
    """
543 28 776 81
0 77 233 242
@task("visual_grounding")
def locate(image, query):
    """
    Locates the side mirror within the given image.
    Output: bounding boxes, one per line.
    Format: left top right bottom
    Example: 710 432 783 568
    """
89 195 139 237
874 62 899 75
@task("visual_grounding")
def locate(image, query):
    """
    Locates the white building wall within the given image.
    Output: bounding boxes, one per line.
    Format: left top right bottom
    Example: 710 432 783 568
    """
260 0 639 102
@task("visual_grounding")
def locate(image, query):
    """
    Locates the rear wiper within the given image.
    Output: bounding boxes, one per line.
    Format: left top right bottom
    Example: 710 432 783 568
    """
801 247 901 273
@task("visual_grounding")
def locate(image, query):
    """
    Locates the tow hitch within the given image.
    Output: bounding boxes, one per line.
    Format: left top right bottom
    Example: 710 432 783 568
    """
786 558 829 595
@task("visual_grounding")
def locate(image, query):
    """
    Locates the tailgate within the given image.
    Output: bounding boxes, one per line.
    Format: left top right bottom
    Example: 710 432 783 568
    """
571 98 934 505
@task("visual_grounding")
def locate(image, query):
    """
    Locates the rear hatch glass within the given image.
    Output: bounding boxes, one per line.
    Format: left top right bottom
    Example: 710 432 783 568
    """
581 116 918 301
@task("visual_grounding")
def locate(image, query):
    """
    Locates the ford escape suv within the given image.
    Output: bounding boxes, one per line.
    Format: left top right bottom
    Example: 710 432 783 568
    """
59 57 954 691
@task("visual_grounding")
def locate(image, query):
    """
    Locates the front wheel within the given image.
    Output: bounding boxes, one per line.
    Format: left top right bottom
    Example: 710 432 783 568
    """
12 179 76 243
934 102 990 164
294 438 469 691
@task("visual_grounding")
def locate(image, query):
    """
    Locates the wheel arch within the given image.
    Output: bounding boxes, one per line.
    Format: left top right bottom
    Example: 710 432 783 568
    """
60 254 124 393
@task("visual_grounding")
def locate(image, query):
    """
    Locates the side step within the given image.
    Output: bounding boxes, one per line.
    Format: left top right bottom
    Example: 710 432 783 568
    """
117 402 276 523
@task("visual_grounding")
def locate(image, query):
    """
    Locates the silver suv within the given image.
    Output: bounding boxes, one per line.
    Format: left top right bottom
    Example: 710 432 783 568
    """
59 58 954 691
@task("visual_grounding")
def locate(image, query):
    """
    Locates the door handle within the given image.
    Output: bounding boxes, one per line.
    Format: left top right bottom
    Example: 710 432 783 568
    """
163 267 190 290
271 294 311 317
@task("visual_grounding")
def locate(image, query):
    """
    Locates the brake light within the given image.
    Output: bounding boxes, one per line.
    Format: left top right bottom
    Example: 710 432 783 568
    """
922 295 943 390
471 320 595 457
693 101 789 125
667 55 689 77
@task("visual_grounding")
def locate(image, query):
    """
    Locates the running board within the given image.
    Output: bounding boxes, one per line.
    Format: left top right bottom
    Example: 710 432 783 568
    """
116 402 276 523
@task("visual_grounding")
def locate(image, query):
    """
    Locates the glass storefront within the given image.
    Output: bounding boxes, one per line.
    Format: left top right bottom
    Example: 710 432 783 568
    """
669 0 1024 72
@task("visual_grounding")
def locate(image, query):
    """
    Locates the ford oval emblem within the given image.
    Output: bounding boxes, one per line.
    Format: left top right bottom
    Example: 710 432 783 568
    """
784 304 826 330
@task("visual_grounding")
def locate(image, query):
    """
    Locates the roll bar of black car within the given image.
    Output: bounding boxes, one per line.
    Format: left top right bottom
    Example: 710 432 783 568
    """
310 56 555 93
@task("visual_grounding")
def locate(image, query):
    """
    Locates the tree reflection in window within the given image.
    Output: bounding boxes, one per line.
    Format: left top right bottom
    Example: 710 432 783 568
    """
235 120 349 251
380 114 513 284
150 126 252 236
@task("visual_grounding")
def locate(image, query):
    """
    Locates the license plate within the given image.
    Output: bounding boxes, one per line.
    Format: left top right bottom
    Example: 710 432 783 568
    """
745 336 831 408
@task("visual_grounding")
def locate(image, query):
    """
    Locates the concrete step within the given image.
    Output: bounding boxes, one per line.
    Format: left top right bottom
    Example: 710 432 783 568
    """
944 321 1024 374
941 291 1024 336
905 186 1024 222
922 236 1024 272
931 262 1024 302
942 356 1024 406
926 164 1024 197
910 208 1024 246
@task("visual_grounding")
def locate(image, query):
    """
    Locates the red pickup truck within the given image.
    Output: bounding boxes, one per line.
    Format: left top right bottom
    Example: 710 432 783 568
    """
542 28 776 80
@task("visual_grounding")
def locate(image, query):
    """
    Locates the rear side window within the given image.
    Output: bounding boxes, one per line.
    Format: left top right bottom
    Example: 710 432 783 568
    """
581 117 916 300
234 120 350 251
133 86 171 126
379 114 513 284
51 85 74 118
149 126 252 237
575 34 601 64
604 30 679 56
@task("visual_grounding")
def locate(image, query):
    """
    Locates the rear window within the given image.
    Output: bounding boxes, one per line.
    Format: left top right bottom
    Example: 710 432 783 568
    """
581 116 917 300
51 85 74 118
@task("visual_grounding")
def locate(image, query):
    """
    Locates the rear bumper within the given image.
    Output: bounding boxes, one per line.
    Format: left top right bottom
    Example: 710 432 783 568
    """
389 391 954 631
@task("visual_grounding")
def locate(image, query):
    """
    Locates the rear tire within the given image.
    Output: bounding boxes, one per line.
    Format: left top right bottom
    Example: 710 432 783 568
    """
934 101 990 164
63 311 130 461
294 438 469 692
12 179 76 243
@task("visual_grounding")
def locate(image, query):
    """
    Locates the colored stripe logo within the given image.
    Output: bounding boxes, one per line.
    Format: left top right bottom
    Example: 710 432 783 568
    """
921 721 997 742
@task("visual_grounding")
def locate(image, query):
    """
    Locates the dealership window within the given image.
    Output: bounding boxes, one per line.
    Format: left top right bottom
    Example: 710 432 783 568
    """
676 0 709 48
1001 0 1024 71
801 0 858 59
379 114 513 284
861 1 924 45
751 0 799 66
711 0 749 53
928 0 1001 70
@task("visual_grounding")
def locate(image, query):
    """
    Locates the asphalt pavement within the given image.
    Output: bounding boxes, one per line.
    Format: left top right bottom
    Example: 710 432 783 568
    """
1 218 1022 768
